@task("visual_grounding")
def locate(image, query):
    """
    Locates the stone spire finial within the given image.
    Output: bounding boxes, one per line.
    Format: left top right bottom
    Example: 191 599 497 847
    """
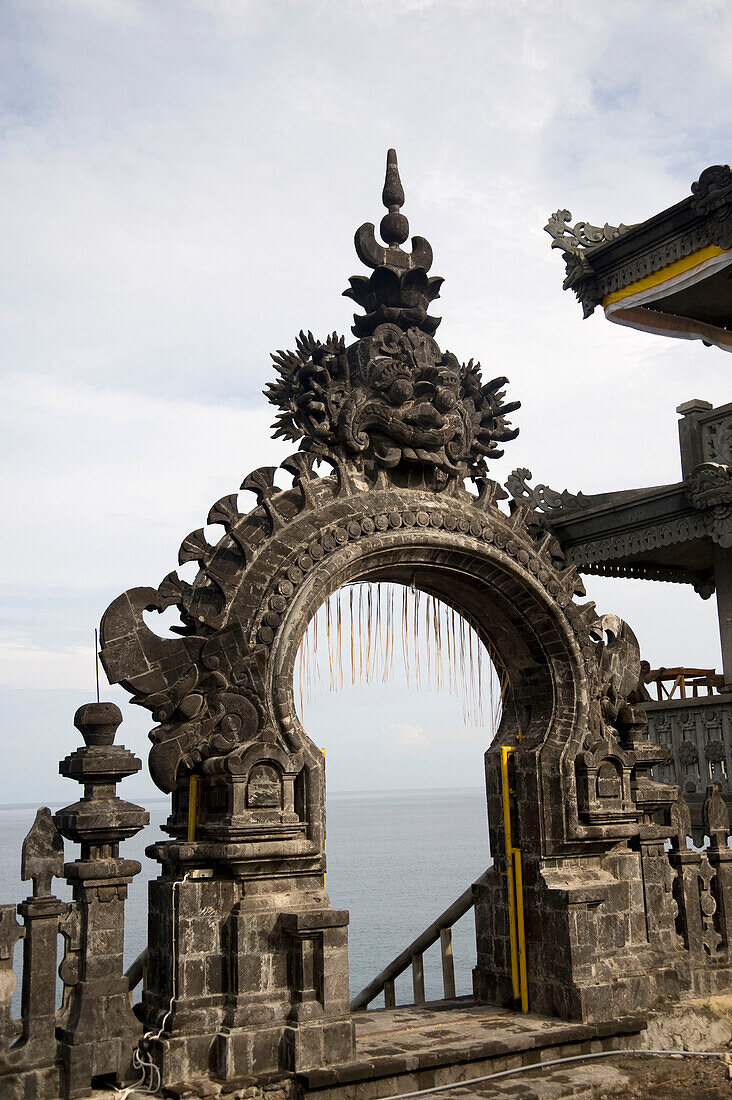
345 149 443 336
353 148 434 275
380 149 409 246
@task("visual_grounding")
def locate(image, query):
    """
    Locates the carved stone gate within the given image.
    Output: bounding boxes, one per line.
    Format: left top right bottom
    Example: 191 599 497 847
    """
1 152 730 1099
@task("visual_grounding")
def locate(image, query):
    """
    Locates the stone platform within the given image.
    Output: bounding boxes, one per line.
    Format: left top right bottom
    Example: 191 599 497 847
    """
296 999 646 1100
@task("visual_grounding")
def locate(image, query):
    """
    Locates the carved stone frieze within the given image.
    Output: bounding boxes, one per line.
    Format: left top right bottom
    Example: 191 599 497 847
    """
564 514 710 563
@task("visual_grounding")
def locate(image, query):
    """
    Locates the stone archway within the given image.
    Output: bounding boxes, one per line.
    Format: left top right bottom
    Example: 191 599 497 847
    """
99 151 683 1087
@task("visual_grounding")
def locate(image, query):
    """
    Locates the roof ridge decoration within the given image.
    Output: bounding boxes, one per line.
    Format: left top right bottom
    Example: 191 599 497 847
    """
545 164 732 337
544 210 633 256
265 149 520 488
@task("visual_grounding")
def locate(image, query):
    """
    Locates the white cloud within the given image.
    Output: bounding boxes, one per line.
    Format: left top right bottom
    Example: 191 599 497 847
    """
0 372 288 592
389 723 427 747
0 638 94 690
0 0 729 798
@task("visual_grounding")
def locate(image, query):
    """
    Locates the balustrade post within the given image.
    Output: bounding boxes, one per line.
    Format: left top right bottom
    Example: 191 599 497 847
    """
440 927 456 1000
18 809 66 1058
411 953 425 1004
0 808 68 1099
54 702 148 1099
703 785 732 956
668 796 705 957
0 906 24 1046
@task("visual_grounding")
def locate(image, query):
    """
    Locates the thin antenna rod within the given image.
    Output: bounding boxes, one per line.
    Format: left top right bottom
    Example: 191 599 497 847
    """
94 628 100 703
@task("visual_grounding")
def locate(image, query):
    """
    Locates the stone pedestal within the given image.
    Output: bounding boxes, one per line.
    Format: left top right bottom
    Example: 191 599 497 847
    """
54 703 148 1098
140 747 354 1089
141 873 354 1085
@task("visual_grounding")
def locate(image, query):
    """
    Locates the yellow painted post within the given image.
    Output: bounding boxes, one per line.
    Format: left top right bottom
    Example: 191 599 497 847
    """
513 849 529 1013
187 775 199 842
500 747 520 1003
322 748 326 886
500 746 528 1012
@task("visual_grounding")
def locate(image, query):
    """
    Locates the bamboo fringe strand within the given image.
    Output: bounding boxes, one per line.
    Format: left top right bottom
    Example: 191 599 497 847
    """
294 583 507 728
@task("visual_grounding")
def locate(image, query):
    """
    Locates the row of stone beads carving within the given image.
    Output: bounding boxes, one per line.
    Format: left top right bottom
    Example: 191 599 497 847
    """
253 502 592 654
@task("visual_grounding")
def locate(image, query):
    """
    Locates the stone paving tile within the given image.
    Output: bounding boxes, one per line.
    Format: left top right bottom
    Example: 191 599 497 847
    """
353 1000 603 1063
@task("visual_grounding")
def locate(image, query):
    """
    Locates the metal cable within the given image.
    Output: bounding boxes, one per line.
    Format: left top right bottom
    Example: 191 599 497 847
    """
378 1048 732 1100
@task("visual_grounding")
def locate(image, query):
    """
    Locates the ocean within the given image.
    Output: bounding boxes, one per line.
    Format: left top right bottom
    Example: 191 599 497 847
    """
0 786 491 1007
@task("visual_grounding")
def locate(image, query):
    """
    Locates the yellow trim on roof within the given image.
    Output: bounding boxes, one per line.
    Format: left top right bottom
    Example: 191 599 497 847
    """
602 243 727 308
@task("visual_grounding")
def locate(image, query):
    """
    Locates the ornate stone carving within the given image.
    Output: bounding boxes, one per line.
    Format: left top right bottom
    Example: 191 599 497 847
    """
505 468 590 514
102 453 597 798
265 152 519 486
707 418 732 466
98 150 717 1066
685 462 732 548
21 808 63 899
691 164 732 250
705 740 726 765
544 209 632 253
543 210 634 318
679 740 699 766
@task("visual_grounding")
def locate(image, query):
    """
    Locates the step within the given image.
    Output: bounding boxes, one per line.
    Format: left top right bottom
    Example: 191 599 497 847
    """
297 999 646 1100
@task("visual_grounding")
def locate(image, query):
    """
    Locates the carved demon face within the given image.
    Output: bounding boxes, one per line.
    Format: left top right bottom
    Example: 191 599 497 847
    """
266 323 519 485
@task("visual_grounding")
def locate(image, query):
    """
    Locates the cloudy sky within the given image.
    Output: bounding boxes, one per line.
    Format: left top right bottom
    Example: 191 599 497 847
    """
0 0 728 804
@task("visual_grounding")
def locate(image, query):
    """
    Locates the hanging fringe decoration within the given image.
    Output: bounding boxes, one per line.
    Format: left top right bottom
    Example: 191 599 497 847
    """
294 582 510 730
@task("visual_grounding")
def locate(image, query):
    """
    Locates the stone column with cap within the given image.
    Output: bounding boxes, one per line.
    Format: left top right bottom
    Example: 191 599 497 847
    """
54 702 149 1099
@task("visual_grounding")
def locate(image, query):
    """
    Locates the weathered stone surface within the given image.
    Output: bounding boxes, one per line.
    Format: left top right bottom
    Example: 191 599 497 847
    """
88 149 732 1093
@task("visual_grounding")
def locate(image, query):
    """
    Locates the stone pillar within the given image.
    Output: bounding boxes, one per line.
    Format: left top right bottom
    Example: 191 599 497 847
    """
0 808 69 1100
54 702 149 1099
715 544 732 688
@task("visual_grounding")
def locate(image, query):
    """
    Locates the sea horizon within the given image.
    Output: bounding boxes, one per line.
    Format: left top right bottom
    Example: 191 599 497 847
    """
0 787 492 1005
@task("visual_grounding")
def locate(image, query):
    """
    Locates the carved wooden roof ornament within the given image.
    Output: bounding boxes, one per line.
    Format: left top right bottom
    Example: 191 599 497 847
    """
546 164 732 351
505 398 732 604
265 149 520 486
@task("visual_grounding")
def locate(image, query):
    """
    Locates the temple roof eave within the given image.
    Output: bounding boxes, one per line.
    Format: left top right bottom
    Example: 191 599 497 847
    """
546 164 732 342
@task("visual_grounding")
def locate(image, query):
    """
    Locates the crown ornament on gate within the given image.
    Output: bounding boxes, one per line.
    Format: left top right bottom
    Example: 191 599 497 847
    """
265 149 520 487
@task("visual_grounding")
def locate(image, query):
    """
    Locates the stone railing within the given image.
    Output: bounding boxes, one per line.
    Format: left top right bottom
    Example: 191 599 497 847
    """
350 870 490 1011
0 703 148 1100
645 668 732 839
667 786 732 990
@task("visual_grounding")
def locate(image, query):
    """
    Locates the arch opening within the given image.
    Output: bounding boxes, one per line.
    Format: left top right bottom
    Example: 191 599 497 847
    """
291 580 507 1003
293 580 507 731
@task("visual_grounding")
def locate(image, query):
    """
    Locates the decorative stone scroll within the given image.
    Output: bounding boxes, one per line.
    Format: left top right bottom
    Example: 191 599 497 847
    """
505 467 591 514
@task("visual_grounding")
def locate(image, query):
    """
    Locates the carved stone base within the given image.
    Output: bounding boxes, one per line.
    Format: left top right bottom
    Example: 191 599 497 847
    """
473 851 687 1022
142 874 354 1085
0 1064 62 1100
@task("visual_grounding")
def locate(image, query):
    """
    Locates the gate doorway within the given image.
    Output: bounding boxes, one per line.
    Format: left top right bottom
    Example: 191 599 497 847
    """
293 581 505 1007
